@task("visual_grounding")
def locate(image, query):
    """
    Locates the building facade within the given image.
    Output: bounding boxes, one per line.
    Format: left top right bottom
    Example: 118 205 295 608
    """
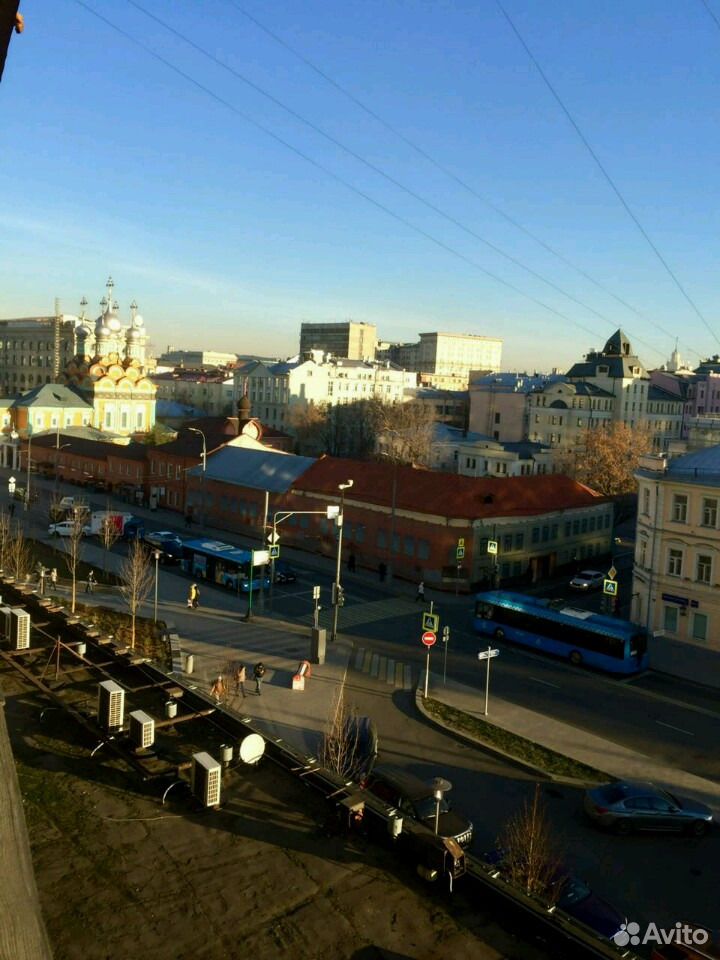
0 315 82 395
150 369 235 417
379 332 502 384
299 321 377 361
633 447 720 685
157 349 238 369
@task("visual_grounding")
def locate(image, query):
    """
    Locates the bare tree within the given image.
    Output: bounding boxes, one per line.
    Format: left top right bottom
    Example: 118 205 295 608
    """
118 540 154 649
320 686 359 778
99 508 121 575
558 422 652 496
0 512 13 572
497 784 564 900
373 399 435 466
5 521 34 583
61 513 86 614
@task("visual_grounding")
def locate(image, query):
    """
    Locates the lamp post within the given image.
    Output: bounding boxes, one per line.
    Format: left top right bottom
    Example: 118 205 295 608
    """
54 443 71 496
430 777 452 836
331 480 353 643
153 548 161 623
188 427 207 528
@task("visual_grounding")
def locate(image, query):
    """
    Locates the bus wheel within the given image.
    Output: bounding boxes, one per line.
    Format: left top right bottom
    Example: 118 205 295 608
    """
494 628 504 640
569 650 583 666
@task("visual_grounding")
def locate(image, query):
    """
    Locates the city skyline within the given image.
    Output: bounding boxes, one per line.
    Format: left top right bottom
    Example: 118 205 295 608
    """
2 1 720 370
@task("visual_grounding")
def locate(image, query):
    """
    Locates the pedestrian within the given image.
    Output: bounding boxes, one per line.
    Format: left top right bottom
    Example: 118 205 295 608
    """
415 579 425 603
187 583 200 609
378 561 387 582
50 567 57 590
253 661 266 696
234 663 246 699
8 501 14 517
210 675 225 703
184 511 192 528
86 570 96 594
347 552 356 573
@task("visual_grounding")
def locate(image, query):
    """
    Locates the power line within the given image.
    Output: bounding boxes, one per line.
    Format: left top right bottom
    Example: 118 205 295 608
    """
495 0 720 351
700 0 720 32
226 0 702 360
124 0 627 332
74 0 667 360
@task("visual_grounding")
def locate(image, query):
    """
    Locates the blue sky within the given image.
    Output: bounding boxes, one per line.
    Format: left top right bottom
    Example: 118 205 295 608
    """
1 0 719 370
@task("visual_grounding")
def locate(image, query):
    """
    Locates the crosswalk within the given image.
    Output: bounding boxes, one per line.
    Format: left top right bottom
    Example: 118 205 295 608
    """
318 595 417 631
352 644 414 690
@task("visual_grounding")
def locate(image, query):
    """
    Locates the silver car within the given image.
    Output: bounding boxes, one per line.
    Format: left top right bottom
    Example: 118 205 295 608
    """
584 780 713 837
569 570 605 591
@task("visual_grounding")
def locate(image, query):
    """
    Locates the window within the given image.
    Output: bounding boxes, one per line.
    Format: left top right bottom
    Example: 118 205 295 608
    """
672 494 688 523
514 532 524 550
667 548 683 576
702 498 717 528
663 606 678 633
494 412 500 424
531 527 539 544
403 536 414 556
503 534 513 552
638 539 647 567
417 539 430 560
692 612 708 642
697 554 712 584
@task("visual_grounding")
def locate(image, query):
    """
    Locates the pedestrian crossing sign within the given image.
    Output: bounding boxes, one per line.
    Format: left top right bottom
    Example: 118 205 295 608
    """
269 544 280 560
422 611 439 633
603 579 618 596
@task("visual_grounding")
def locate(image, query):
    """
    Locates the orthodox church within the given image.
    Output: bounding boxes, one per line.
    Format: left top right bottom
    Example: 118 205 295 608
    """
64 277 156 435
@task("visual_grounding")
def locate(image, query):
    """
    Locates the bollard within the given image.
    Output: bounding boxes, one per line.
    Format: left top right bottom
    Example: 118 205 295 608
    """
291 660 312 691
165 700 178 719
185 654 194 675
220 743 233 766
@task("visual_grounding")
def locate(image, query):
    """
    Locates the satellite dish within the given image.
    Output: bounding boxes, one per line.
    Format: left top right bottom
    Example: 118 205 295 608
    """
239 733 265 765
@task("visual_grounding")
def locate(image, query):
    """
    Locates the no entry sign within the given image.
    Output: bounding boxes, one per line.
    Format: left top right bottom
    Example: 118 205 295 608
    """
421 631 437 647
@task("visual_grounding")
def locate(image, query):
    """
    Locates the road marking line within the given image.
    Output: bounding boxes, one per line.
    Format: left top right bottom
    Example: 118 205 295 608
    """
370 653 380 678
386 658 395 684
362 649 372 673
354 647 365 671
656 720 694 736
528 676 560 688
395 661 404 687
403 664 412 690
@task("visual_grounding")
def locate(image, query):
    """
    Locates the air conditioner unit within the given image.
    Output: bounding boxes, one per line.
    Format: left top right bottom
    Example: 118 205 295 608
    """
191 752 221 807
97 680 125 731
129 710 155 749
9 608 30 650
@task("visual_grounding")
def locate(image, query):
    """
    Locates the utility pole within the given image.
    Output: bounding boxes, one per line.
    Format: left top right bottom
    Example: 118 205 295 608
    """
331 479 353 642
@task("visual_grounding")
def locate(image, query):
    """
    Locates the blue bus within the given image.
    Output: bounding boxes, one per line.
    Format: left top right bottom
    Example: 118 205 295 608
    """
181 538 271 592
474 591 648 675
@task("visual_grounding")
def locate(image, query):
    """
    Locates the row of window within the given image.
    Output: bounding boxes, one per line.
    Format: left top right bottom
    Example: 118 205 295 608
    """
661 491 719 527
666 547 715 584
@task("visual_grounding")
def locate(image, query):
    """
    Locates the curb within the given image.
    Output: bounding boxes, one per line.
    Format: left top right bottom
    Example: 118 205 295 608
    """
414 686 606 787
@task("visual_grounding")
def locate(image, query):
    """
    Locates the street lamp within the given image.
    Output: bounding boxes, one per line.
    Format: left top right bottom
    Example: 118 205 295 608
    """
187 427 207 528
331 479 353 643
430 777 452 835
153 548 161 623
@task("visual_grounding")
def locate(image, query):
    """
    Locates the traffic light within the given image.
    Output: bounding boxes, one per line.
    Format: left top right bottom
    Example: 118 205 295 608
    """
332 584 345 606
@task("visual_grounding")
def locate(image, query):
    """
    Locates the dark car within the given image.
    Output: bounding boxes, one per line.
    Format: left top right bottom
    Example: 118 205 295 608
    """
143 530 184 563
482 849 625 941
363 765 473 847
584 780 713 836
273 560 297 584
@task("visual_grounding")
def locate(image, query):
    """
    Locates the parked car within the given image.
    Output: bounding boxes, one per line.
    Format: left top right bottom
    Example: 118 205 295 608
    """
482 849 625 941
584 780 713 836
48 520 88 537
362 764 473 847
569 570 605 591
273 560 297 584
143 530 184 563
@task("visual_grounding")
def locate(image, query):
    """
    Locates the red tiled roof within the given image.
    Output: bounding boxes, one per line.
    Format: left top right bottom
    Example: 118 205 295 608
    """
294 456 606 520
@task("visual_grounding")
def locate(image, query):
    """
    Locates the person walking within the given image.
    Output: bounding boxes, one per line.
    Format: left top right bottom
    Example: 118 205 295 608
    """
50 567 57 590
187 583 200 609
415 580 425 603
210 675 225 703
8 501 14 517
234 664 246 699
378 562 387 583
253 661 266 696
347 552 356 573
86 570 96 594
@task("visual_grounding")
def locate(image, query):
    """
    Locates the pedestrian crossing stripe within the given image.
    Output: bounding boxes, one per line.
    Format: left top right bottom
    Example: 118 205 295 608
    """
317 596 416 630
353 645 413 690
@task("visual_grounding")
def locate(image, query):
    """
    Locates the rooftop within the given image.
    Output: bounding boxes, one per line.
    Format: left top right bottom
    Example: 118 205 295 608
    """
189 446 316 493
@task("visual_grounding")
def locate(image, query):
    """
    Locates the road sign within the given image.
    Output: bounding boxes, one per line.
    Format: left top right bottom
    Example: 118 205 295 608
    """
269 544 280 560
457 538 465 548
477 648 500 661
251 549 270 566
456 546 465 561
422 611 440 633
487 540 498 555
421 631 437 647
267 530 280 544
442 625 450 641
603 579 618 596
312 585 321 600
607 565 617 581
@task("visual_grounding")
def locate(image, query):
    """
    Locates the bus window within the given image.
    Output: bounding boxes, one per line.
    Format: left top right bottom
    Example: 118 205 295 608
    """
476 602 494 619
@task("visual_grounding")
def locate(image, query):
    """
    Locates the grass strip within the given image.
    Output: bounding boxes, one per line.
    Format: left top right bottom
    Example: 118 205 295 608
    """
424 698 608 783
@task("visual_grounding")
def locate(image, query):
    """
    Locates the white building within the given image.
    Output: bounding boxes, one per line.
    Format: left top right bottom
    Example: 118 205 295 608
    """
431 424 553 476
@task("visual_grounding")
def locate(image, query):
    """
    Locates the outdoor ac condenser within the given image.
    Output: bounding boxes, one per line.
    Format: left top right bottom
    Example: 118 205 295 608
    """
9 608 30 650
191 752 221 807
97 680 125 731
129 710 155 749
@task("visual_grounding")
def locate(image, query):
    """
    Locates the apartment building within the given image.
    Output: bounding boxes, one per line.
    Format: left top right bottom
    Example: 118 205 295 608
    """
299 321 377 361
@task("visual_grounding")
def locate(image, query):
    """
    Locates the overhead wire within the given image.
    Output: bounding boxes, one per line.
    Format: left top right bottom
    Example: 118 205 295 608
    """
123 0 625 333
700 0 720 32
225 0 702 361
495 0 720 352
74 0 666 361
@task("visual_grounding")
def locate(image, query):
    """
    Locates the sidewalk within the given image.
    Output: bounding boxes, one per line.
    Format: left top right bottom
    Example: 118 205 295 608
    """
420 671 720 815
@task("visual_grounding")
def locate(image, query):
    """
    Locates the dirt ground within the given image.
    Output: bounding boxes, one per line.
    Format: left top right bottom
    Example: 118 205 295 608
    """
2 665 551 960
